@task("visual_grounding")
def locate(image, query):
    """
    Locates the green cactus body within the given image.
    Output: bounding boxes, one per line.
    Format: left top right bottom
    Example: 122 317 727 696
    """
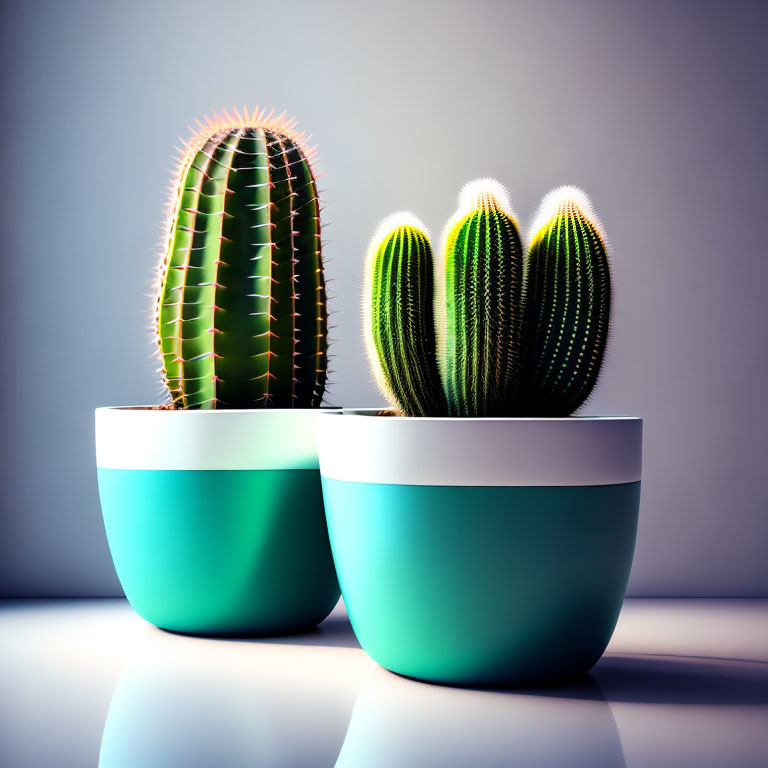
441 180 525 416
521 187 611 415
156 109 327 409
364 181 611 419
365 214 445 416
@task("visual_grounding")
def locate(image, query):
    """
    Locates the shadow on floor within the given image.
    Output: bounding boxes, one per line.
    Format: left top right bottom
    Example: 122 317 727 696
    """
593 653 768 705
250 615 362 649
160 613 362 649
367 649 768 709
161 615 768 707
520 653 768 706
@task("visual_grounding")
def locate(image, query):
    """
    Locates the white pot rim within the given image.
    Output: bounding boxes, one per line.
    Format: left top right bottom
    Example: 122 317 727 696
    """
95 406 326 470
317 409 642 487
318 408 640 423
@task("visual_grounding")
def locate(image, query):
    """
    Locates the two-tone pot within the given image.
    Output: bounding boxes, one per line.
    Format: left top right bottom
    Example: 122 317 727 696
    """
95 407 339 635
317 410 642 687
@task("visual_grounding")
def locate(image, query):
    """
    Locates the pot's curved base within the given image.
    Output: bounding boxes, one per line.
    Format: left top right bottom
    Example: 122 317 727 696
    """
385 663 604 690
323 479 640 688
155 620 327 640
98 468 340 636
383 659 600 690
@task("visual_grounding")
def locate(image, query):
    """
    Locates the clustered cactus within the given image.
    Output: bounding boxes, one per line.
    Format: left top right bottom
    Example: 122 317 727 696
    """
156 108 328 409
364 213 446 417
522 186 611 416
441 180 526 417
365 179 610 417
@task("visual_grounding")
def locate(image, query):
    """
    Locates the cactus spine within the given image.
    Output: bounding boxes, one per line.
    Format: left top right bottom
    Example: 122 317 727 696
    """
520 186 611 415
156 108 327 409
364 181 610 417
441 179 525 416
365 213 445 416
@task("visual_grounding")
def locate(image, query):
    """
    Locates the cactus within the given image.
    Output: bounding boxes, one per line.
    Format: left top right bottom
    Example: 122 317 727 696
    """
364 181 611 418
364 213 445 416
520 186 611 415
155 107 327 409
440 179 525 416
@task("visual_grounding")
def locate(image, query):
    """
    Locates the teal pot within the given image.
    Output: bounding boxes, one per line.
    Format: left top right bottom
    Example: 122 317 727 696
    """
318 410 642 687
96 407 340 636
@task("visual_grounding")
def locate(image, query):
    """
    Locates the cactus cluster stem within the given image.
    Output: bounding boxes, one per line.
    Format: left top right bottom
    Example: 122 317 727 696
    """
521 186 611 415
365 213 445 416
441 180 524 416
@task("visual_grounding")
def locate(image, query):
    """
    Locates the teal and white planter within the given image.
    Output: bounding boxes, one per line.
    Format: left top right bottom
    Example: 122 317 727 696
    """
318 410 642 687
96 407 340 636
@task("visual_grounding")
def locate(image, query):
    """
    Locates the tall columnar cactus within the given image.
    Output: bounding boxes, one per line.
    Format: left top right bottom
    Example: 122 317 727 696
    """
440 179 525 416
364 181 611 417
364 213 445 416
520 186 611 415
155 108 327 409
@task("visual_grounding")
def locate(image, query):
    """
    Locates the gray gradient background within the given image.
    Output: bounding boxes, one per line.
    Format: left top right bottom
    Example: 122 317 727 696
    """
1 0 766 597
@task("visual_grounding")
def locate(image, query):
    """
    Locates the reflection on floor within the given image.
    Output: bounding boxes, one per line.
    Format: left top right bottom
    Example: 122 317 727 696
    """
0 599 766 767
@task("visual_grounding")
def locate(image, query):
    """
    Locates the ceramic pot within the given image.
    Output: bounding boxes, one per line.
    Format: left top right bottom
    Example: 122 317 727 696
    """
318 410 641 686
96 407 339 635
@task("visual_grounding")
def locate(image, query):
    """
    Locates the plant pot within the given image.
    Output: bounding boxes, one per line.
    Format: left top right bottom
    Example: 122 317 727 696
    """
317 410 642 687
96 407 340 636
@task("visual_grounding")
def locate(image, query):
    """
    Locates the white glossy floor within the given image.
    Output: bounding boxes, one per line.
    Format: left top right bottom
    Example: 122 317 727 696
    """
0 599 766 767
